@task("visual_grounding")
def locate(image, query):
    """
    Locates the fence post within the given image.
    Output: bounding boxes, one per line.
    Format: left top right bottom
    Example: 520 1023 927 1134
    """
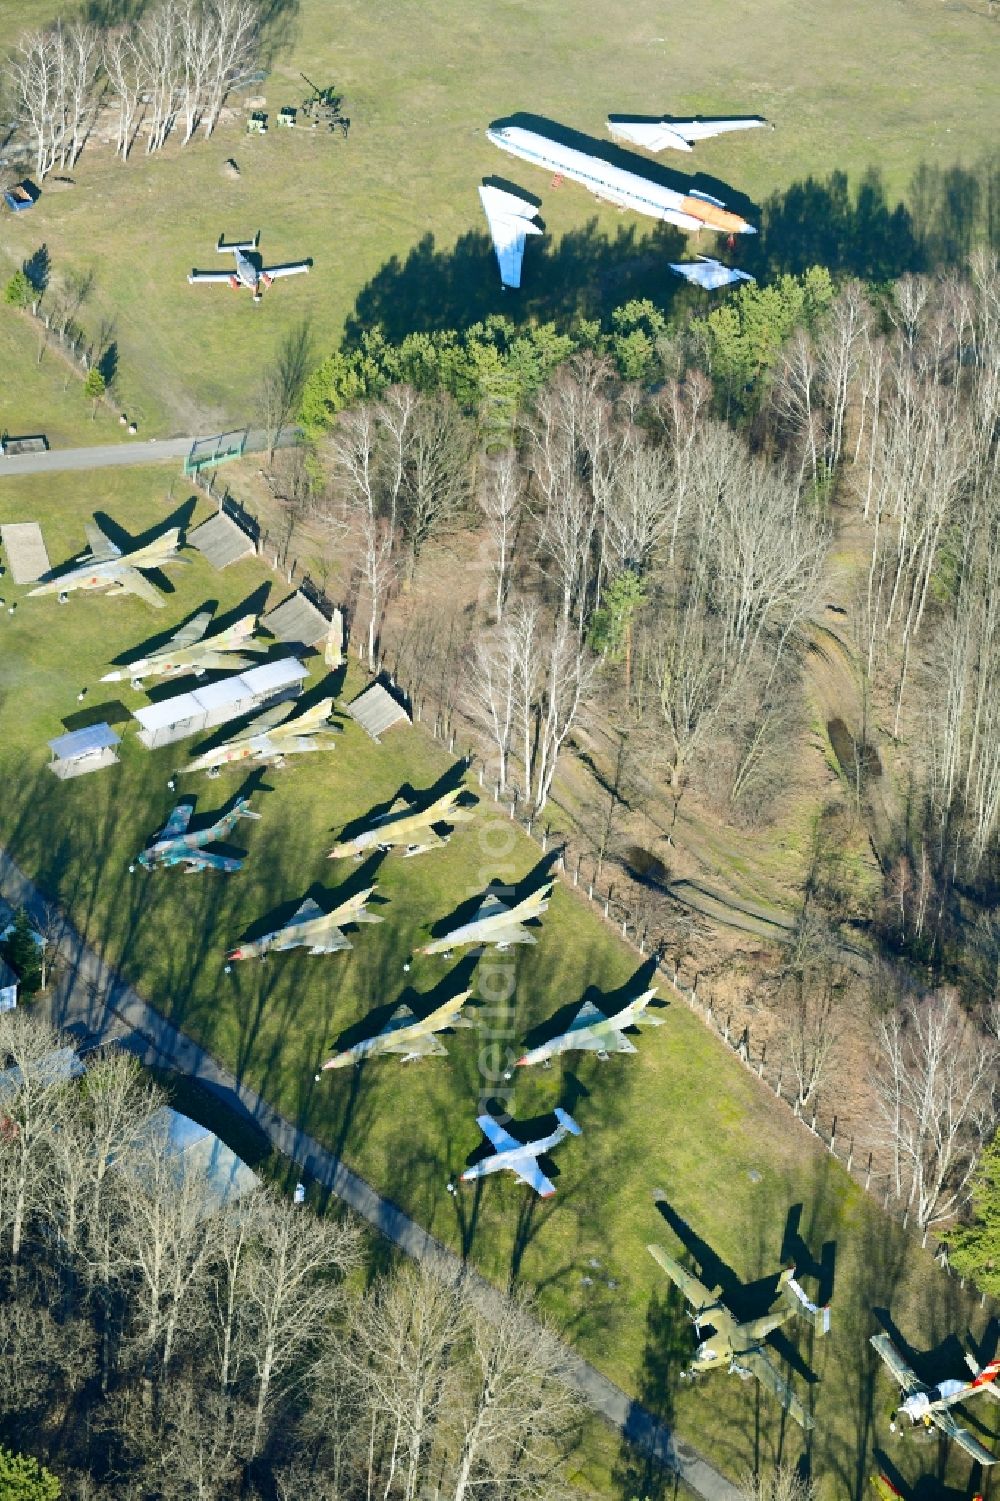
621 917 627 938
846 1137 854 1174
603 897 610 918
574 857 580 888
829 1116 837 1156
865 1153 872 1190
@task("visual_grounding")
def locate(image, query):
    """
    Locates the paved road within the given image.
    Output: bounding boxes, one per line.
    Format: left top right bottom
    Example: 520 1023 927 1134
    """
0 427 301 477
0 846 739 1501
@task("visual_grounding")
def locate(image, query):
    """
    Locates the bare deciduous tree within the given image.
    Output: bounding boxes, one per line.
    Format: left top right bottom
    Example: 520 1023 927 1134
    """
478 447 524 621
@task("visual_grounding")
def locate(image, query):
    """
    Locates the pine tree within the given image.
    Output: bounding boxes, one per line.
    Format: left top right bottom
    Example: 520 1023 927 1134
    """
946 1131 1000 1295
0 1446 61 1500
4 907 42 994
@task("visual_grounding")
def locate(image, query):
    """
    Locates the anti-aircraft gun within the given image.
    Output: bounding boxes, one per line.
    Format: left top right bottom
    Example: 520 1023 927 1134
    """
299 74 349 136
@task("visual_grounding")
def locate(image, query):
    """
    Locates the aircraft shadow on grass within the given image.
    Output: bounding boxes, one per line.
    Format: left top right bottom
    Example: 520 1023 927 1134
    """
346 157 999 347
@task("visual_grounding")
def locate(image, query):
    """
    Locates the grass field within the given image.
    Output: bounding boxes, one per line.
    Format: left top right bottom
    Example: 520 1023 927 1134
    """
1 0 998 435
0 466 997 1497
0 301 130 447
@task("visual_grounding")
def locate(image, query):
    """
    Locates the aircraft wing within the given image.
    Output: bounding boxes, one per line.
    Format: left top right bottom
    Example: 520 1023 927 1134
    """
669 256 755 290
292 898 325 923
159 804 193 839
934 1406 997 1465
489 923 539 946
117 567 166 607
188 270 234 284
512 1157 556 1197
675 117 768 143
478 184 542 290
83 522 122 561
262 261 311 279
870 1333 923 1396
169 610 212 649
187 850 241 872
647 1244 718 1313
477 1114 521 1153
744 1348 814 1430
607 119 697 152
381 1020 449 1057
307 930 351 953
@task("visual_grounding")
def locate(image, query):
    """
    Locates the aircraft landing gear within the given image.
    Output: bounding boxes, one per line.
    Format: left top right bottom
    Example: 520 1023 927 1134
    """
58 591 69 604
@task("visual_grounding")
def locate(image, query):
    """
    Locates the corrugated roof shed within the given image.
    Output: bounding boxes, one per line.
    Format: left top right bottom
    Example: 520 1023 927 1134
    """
188 511 257 570
347 682 411 742
261 590 330 647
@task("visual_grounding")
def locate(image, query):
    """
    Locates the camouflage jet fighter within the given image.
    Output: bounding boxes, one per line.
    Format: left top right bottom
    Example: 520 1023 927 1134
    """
28 521 189 607
461 1108 581 1197
648 1243 830 1430
329 788 476 860
226 886 381 960
516 988 662 1068
131 795 260 872
871 1331 1000 1465
322 989 475 1068
102 611 265 687
419 882 553 956
185 697 340 775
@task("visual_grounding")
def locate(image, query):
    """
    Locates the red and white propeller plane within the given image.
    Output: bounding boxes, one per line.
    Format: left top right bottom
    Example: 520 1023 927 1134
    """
187 233 311 302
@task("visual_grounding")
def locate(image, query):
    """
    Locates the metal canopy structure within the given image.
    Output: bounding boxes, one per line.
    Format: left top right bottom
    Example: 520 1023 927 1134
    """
133 658 307 749
347 682 411 743
47 722 121 779
145 1107 260 1211
188 510 257 570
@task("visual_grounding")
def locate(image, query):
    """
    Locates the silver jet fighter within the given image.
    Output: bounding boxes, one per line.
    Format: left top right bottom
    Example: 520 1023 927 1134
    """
28 521 189 608
131 795 260 872
419 881 553 956
329 787 476 860
516 988 662 1067
185 697 341 775
322 989 475 1068
461 1108 581 1197
188 233 312 303
871 1331 1000 1465
226 886 382 960
102 611 264 687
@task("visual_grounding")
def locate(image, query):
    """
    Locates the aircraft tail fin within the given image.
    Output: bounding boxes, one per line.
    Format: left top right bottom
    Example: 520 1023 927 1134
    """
233 797 261 821
782 1269 831 1334
554 1107 582 1137
965 1351 1000 1397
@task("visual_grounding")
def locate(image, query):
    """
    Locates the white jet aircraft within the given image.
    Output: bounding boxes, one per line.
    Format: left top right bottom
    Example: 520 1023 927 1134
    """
669 256 755 290
461 1108 581 1197
607 115 771 154
188 233 312 302
478 183 542 289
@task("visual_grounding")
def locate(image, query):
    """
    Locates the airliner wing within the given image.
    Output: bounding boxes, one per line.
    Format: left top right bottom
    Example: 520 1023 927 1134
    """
188 270 234 284
608 119 695 152
934 1407 997 1465
84 522 121 561
478 184 542 290
675 117 769 143
669 257 754 290
513 1157 556 1197
118 568 166 607
262 261 311 279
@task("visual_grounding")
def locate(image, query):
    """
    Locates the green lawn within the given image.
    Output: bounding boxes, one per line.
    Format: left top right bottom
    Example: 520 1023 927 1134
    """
1 0 997 434
0 301 129 447
0 467 996 1497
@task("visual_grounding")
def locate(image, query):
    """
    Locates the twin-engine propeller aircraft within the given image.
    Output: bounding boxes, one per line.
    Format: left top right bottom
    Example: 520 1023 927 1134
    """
461 1108 581 1197
516 988 662 1067
188 233 312 302
607 113 771 154
131 794 260 873
227 885 382 960
102 610 264 687
419 880 553 956
648 1241 830 1429
322 989 476 1068
28 521 189 607
329 787 476 860
871 1330 1000 1465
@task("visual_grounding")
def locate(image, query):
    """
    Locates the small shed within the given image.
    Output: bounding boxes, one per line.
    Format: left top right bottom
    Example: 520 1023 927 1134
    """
133 657 307 749
0 957 17 1013
347 682 412 743
48 722 121 779
261 590 331 648
188 509 257 569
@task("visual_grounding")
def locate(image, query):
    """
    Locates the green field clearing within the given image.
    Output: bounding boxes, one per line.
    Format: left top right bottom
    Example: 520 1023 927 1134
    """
0 466 996 1496
0 301 129 447
1 0 997 435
